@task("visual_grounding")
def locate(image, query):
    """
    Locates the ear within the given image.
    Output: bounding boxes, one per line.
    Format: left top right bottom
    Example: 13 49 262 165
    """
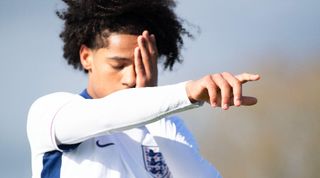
80 44 94 71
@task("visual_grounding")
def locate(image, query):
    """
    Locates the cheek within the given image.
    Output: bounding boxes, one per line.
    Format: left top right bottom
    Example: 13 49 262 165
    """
93 60 114 76
94 64 123 85
92 68 123 97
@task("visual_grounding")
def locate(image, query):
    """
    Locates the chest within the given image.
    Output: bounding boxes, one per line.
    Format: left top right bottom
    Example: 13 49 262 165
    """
60 127 172 178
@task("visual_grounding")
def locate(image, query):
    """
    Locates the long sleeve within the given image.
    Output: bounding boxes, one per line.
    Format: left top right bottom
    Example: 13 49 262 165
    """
27 82 202 152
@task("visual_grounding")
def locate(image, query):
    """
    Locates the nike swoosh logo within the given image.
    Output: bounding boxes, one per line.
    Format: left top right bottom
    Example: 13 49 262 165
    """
96 140 115 148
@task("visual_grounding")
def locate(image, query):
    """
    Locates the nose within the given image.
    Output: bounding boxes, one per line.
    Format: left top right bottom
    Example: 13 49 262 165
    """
121 66 136 88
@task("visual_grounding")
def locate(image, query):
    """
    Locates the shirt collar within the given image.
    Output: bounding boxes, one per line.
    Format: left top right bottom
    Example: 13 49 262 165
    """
79 89 92 99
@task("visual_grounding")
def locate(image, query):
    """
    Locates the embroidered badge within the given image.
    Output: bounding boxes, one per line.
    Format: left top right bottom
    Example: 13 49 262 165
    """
142 145 172 178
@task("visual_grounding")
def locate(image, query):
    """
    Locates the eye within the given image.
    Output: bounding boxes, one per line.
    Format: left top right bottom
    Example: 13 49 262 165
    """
110 63 125 70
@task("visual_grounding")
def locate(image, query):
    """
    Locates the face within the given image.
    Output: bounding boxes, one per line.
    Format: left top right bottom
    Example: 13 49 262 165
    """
80 34 140 98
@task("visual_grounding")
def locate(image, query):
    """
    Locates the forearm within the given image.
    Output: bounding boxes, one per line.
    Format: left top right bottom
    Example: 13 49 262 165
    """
53 82 200 145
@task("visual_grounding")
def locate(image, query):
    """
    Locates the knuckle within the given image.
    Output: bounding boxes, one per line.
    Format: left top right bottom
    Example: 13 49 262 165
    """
136 67 145 74
222 96 230 101
212 73 221 78
222 71 231 76
222 95 230 99
221 82 230 89
141 76 147 81
204 75 212 80
210 96 217 101
234 79 241 86
136 64 143 69
150 50 157 56
202 75 212 84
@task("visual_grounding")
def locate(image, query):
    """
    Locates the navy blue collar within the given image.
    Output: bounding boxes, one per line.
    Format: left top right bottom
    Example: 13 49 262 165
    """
79 89 92 99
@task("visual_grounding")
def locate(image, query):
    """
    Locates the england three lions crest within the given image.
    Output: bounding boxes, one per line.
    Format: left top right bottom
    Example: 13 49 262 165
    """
142 145 172 178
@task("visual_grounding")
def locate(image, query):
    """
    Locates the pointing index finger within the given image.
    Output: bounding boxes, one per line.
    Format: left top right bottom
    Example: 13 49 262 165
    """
236 73 260 83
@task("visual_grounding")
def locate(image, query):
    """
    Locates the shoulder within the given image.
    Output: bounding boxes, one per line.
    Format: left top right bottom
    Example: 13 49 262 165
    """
27 92 82 152
32 92 78 104
29 92 80 111
27 92 82 122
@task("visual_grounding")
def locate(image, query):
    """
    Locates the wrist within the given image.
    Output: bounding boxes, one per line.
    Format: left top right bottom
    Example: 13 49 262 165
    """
186 80 198 103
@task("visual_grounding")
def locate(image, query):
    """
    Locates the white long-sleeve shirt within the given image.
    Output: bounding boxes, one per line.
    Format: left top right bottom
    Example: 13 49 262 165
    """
27 82 222 178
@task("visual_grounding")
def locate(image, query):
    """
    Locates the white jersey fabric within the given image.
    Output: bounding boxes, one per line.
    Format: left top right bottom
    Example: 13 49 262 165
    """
27 82 222 178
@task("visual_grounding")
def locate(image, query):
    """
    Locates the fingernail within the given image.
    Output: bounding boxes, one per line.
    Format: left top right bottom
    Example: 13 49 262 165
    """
252 74 260 79
144 30 149 36
235 97 241 106
211 102 217 108
223 104 228 110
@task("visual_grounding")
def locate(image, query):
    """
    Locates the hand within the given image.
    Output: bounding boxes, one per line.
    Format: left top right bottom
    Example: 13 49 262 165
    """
134 30 158 87
186 72 260 110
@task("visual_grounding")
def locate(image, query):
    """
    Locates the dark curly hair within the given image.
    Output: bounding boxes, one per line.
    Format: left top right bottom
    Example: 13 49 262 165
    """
56 0 193 72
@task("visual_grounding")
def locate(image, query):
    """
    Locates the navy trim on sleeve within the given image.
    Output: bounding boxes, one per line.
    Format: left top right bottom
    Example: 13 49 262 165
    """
58 143 81 151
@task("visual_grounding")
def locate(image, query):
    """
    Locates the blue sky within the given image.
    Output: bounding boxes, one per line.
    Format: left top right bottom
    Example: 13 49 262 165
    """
0 0 319 177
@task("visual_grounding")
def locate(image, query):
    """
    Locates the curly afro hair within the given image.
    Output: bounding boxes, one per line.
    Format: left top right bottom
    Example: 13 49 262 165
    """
56 0 193 73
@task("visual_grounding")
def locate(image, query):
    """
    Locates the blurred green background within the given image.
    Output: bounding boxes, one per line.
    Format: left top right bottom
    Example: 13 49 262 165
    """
0 0 319 177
